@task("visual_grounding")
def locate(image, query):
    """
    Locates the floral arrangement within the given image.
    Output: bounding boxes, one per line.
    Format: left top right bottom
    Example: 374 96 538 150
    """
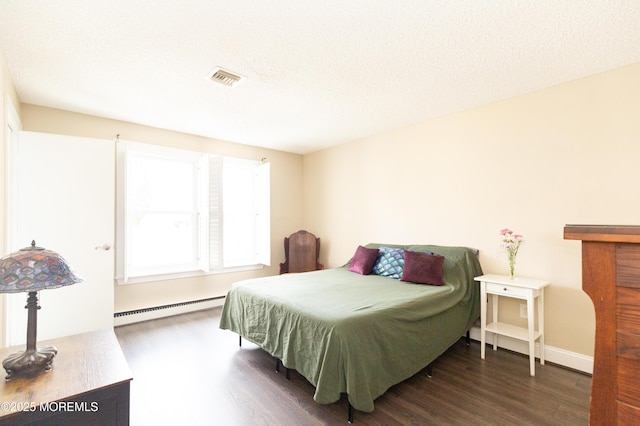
500 228 524 277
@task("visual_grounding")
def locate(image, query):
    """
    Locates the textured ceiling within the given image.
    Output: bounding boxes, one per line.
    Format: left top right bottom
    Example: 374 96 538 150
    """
1 1 640 154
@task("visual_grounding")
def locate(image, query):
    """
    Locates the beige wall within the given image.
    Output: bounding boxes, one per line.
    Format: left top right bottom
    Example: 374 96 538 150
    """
19 104 304 312
303 62 640 357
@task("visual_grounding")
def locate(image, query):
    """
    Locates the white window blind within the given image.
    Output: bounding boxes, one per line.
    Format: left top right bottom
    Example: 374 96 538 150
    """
255 161 271 266
207 155 223 271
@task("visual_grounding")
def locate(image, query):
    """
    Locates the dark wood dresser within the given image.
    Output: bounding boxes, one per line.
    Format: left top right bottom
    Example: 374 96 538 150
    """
564 225 640 425
0 329 132 425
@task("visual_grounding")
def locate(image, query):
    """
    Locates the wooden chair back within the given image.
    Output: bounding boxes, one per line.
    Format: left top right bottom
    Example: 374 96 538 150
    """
280 230 324 274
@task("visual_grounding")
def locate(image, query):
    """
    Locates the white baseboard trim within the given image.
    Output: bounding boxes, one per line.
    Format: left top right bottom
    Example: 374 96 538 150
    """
469 326 593 374
114 297 225 326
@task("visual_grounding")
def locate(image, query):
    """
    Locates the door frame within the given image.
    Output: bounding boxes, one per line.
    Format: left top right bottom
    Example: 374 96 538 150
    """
2 95 21 347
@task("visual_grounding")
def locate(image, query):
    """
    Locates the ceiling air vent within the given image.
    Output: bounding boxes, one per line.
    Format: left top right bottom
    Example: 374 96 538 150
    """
208 67 245 88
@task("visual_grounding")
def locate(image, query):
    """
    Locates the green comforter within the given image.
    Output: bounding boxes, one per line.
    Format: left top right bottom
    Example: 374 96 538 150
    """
219 244 482 412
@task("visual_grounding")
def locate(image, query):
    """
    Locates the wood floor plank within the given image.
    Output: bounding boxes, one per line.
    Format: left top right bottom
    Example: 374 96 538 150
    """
114 307 590 425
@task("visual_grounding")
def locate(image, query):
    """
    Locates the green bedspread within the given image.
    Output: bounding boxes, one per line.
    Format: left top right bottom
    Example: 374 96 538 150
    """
219 244 482 412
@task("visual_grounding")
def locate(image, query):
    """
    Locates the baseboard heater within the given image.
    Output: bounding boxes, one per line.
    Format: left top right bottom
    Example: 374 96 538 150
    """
113 296 225 326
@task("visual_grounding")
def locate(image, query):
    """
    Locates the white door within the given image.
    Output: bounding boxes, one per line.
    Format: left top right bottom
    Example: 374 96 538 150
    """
5 131 115 345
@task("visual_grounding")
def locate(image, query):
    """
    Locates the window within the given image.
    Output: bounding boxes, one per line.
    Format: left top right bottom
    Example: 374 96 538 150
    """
116 141 270 283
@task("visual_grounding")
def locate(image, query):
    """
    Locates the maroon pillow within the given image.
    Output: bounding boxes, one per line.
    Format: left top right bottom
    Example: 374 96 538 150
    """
348 245 379 275
400 250 445 285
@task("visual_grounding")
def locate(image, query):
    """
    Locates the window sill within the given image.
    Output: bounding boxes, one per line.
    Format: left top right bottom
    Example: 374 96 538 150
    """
116 264 264 285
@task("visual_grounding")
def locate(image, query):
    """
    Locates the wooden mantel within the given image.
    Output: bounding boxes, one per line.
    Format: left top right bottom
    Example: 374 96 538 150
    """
564 224 640 425
564 224 640 243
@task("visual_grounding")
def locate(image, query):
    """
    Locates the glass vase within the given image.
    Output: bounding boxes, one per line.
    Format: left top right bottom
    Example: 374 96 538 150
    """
508 253 516 278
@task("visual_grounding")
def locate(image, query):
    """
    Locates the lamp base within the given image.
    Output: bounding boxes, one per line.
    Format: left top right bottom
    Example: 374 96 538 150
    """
3 345 57 380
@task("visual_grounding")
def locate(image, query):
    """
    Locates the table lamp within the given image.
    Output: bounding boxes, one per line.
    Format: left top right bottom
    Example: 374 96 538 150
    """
0 241 83 380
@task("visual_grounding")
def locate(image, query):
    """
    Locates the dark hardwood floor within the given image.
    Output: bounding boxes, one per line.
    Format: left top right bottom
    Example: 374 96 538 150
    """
114 307 591 425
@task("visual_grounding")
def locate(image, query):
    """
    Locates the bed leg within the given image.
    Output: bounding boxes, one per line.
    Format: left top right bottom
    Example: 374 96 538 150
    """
239 335 242 347
466 330 471 346
348 401 354 423
427 364 433 378
275 359 290 379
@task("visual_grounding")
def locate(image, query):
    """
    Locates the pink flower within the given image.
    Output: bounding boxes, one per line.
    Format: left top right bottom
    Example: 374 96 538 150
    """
499 228 524 277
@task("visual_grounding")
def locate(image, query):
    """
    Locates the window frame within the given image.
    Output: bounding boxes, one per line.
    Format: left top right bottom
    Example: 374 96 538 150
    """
115 140 270 285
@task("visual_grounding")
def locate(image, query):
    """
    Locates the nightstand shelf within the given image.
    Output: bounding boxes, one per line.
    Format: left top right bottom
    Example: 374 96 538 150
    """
484 321 542 342
474 274 550 376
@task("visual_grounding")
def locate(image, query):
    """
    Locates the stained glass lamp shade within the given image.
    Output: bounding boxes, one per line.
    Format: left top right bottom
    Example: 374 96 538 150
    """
0 241 83 379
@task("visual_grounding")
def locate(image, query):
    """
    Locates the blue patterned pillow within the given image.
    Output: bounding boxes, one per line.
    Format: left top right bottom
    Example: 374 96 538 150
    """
372 247 405 279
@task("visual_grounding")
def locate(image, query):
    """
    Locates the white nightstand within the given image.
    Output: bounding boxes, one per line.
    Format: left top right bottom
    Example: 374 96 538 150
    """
474 274 550 376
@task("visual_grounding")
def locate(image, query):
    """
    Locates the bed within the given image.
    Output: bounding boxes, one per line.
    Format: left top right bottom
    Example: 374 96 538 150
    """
219 243 482 417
